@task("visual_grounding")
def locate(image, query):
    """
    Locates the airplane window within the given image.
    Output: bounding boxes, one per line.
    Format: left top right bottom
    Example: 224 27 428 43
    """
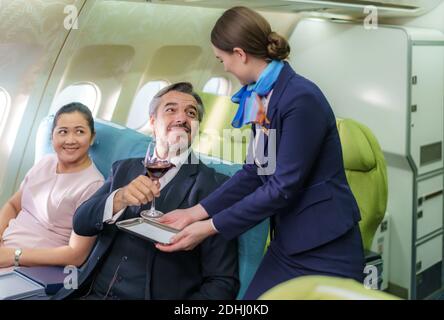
0 87 11 134
126 80 170 130
49 82 101 115
203 77 232 96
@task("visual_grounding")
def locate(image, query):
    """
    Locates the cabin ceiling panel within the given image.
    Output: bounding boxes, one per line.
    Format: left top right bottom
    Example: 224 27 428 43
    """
0 0 81 47
116 0 444 18
148 45 203 77
76 1 222 47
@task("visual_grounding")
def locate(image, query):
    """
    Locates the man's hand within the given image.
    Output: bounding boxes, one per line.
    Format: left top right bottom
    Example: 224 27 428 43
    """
155 219 217 252
157 204 209 230
113 175 160 214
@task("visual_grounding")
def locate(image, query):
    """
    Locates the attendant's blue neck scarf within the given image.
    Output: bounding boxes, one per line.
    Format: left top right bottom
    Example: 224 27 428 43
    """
231 60 284 128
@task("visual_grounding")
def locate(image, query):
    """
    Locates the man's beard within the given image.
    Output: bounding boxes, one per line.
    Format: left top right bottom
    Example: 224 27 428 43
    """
167 131 192 156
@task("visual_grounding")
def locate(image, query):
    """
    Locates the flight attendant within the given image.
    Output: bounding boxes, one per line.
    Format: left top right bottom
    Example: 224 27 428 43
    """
157 6 365 299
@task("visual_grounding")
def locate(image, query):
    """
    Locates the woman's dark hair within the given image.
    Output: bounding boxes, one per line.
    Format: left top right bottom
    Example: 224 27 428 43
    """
52 102 95 135
211 6 290 61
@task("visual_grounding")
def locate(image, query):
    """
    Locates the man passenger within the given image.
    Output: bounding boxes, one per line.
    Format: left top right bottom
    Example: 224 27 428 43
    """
53 82 239 300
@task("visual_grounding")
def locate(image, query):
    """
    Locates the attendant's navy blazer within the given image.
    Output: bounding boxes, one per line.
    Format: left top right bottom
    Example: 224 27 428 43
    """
201 62 365 299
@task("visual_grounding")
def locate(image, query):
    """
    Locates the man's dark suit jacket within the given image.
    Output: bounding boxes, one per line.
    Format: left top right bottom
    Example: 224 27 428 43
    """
53 153 239 300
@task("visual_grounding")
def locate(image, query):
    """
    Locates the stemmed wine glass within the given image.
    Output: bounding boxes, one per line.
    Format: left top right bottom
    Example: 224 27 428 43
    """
140 140 175 219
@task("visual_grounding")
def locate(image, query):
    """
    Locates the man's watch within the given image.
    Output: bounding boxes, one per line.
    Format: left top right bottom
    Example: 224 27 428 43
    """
14 248 22 267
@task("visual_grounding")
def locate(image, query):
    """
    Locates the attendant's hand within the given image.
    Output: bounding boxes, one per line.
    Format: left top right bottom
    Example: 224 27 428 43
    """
156 209 193 230
0 247 14 267
113 175 160 214
157 204 209 230
155 219 217 252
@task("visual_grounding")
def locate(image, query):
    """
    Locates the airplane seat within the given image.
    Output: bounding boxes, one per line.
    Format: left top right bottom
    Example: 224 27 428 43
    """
35 115 268 300
336 118 388 251
258 275 400 300
336 118 388 289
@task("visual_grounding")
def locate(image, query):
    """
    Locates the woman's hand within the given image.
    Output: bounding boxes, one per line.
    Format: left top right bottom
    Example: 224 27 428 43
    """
155 219 217 252
157 204 209 230
156 209 194 230
0 247 14 267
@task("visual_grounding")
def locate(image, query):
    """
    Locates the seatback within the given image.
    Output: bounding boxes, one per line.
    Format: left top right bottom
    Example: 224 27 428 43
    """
36 116 268 299
258 275 400 300
336 118 388 250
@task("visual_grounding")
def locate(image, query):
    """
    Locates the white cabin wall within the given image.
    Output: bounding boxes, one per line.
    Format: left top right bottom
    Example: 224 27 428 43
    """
0 0 85 205
39 1 225 123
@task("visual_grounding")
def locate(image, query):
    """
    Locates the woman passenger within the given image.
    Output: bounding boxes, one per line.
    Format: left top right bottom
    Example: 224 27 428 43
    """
0 102 104 272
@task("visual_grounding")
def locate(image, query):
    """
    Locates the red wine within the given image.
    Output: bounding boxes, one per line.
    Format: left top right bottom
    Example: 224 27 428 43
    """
146 161 174 179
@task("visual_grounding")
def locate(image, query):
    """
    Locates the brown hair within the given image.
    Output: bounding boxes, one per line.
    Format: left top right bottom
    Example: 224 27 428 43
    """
211 6 290 61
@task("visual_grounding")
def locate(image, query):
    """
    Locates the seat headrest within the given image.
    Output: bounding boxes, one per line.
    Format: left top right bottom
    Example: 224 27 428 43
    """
336 118 376 172
197 91 238 136
35 116 150 178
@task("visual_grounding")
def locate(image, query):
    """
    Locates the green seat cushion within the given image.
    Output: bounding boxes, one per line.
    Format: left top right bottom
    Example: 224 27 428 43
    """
337 119 376 172
259 275 400 300
337 118 388 250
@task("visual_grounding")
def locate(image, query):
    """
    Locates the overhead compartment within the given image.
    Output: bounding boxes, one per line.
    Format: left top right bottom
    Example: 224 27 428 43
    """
138 0 444 18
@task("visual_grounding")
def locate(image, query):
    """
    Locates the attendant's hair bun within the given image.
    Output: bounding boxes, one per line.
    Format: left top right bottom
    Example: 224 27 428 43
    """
267 32 290 60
